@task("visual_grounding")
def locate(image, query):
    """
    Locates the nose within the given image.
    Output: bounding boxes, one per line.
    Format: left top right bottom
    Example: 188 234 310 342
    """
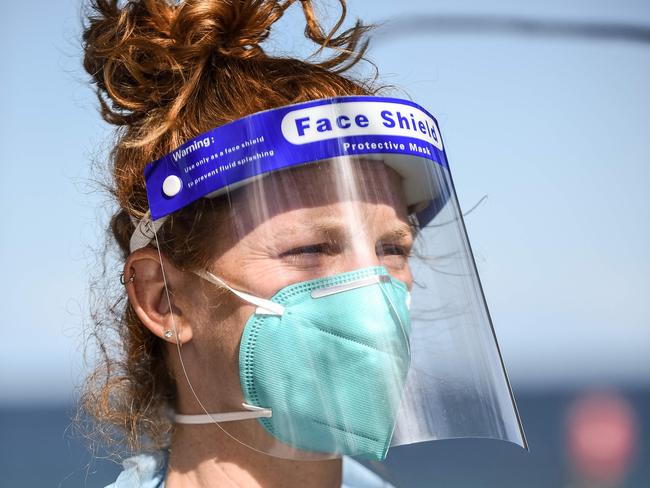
335 244 413 291
341 245 381 272
319 228 413 289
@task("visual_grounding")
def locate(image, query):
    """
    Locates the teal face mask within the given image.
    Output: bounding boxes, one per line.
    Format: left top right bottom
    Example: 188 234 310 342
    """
181 266 412 459
235 266 412 460
179 266 411 460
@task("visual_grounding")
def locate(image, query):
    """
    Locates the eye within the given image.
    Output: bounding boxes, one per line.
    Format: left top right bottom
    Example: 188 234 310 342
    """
377 243 410 257
279 242 341 269
280 243 333 257
377 242 412 272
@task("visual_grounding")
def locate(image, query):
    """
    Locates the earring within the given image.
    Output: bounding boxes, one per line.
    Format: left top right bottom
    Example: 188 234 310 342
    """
120 270 136 285
164 330 174 340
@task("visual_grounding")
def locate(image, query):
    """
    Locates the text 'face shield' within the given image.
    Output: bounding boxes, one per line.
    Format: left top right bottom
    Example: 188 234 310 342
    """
132 96 526 460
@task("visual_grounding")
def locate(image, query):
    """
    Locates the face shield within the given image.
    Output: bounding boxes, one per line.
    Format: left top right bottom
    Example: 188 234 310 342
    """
129 96 526 461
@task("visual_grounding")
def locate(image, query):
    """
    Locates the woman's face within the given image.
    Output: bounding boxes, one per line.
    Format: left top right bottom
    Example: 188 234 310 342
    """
172 158 414 453
211 158 414 293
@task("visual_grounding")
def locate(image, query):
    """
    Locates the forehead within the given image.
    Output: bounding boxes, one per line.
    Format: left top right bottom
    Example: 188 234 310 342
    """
208 158 411 248
234 158 408 219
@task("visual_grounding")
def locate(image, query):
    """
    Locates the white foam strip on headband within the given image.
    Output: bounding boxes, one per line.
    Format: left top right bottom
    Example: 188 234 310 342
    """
129 212 168 253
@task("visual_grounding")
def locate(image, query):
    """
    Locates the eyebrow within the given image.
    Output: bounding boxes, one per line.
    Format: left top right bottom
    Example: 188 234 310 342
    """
379 224 416 242
283 219 415 242
284 219 346 240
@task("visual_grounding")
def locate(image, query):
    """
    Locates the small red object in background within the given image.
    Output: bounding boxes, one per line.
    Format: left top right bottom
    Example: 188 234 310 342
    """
567 390 638 486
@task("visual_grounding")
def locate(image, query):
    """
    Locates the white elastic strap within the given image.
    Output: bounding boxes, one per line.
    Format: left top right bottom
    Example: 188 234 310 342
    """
195 269 285 316
174 403 272 424
129 212 169 253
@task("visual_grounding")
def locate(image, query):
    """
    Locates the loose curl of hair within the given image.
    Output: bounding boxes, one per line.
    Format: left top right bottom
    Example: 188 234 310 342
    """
79 0 379 455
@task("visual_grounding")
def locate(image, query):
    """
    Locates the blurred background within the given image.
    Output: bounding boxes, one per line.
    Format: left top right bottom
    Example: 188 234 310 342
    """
1 0 648 486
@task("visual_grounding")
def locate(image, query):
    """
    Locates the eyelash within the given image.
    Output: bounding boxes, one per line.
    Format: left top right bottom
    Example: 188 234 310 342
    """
379 244 410 257
281 243 410 258
281 243 336 257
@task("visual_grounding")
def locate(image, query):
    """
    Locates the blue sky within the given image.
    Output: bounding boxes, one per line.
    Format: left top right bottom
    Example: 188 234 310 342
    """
1 0 648 404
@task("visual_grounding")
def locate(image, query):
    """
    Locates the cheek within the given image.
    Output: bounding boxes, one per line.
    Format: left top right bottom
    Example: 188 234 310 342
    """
378 253 413 290
186 278 249 345
214 238 299 298
390 264 413 291
238 259 306 297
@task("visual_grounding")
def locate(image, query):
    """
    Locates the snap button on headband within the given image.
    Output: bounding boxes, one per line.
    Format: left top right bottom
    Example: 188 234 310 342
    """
162 175 182 197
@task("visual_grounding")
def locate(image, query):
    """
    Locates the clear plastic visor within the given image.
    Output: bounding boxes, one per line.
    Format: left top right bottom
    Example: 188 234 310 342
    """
147 154 526 461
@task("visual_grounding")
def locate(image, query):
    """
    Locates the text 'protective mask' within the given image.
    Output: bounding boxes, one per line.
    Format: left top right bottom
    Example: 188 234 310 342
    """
130 96 527 461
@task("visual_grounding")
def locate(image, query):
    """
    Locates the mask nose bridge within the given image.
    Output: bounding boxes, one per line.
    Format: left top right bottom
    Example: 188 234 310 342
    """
310 273 391 299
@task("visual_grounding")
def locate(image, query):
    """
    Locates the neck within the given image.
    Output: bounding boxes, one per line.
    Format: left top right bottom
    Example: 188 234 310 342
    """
164 424 342 488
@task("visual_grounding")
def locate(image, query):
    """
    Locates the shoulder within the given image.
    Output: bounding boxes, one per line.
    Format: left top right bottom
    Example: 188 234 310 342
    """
104 452 391 488
342 457 395 488
104 451 167 488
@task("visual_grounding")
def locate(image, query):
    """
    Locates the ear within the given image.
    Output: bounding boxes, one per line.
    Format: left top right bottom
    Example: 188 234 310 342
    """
123 248 193 344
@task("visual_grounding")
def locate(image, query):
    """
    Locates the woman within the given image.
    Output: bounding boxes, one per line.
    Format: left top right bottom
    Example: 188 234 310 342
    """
81 0 526 486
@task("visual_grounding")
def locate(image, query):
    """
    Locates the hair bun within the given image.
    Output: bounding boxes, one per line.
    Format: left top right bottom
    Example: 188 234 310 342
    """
83 0 369 129
83 1 305 127
83 0 181 127
83 0 370 157
172 0 288 60
82 0 286 128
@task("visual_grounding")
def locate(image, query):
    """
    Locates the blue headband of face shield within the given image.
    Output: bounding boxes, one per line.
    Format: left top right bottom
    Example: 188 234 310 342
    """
129 96 450 254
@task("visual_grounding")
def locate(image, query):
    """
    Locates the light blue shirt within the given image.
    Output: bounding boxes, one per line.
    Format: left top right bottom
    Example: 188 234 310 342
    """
106 451 394 487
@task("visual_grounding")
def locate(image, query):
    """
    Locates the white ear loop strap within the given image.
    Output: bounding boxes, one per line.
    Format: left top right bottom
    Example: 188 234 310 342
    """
173 269 280 424
169 269 278 424
194 269 285 316
173 268 279 423
174 403 272 424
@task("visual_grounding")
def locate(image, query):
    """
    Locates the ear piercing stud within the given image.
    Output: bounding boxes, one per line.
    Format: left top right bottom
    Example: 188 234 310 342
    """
164 330 174 339
120 270 136 285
